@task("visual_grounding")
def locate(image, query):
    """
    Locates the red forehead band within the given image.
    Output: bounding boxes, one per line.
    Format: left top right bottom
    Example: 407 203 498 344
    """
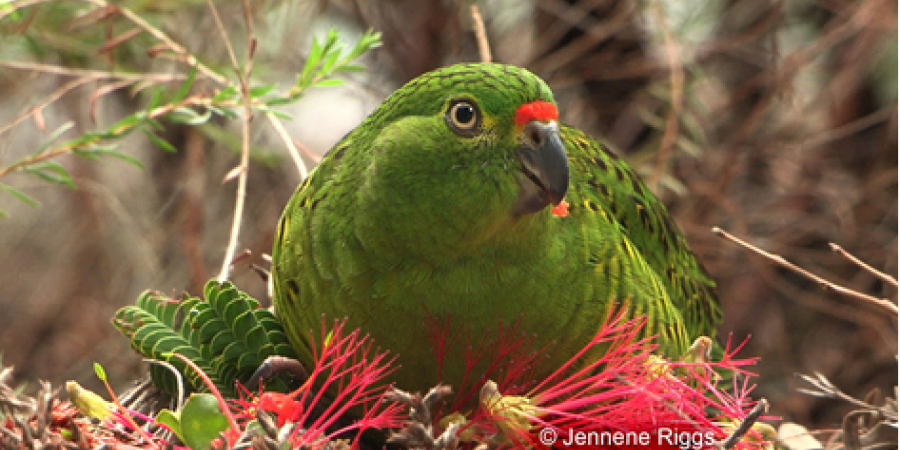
515 101 559 127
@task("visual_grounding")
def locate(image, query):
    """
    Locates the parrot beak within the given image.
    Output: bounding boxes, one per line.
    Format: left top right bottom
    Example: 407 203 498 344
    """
514 120 570 215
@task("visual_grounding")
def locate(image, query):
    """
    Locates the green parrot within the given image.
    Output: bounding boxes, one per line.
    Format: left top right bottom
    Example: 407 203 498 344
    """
271 63 720 396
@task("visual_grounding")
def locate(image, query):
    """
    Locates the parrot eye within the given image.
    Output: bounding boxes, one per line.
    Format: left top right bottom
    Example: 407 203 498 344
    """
446 100 481 135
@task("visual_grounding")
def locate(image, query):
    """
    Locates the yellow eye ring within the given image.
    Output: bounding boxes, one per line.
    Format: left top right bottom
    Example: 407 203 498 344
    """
446 100 481 135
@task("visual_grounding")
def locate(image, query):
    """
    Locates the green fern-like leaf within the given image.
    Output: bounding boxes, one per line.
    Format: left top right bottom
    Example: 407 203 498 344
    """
113 280 297 398
114 291 210 393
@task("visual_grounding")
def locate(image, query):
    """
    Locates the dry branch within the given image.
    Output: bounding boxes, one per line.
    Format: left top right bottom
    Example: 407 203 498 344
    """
712 227 898 316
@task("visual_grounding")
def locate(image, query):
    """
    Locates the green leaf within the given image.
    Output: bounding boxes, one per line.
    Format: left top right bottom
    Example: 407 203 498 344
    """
263 96 297 107
352 30 383 57
321 50 341 73
319 29 340 59
0 183 41 208
22 161 75 188
254 107 291 120
146 91 164 114
181 393 230 450
1 2 22 21
107 113 144 137
289 29 381 101
313 78 344 88
173 65 198 104
74 147 144 169
143 129 178 153
156 409 186 443
169 107 212 125
146 118 165 131
94 363 107 382
114 292 213 394
249 84 277 98
298 39 323 87
206 105 240 119
64 132 102 149
32 122 75 155
114 281 297 397
336 64 366 73
211 85 239 102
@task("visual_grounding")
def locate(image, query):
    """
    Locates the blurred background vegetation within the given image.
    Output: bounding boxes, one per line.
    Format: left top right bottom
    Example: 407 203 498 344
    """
0 0 896 437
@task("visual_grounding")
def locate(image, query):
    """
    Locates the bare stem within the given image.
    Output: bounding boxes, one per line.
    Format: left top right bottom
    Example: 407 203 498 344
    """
266 112 308 180
0 63 187 137
712 227 898 316
829 242 898 288
470 4 492 63
211 0 255 282
649 2 685 189
0 61 187 81
0 77 92 138
718 398 768 449
0 94 210 179
81 0 229 85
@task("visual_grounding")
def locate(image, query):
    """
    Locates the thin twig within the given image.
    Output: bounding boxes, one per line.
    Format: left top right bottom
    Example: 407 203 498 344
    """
0 61 187 81
212 0 255 282
530 0 634 74
144 360 185 412
1 0 240 181
265 112 308 180
80 0 229 85
724 0 874 147
830 243 898 288
648 2 684 189
0 77 92 137
795 372 877 411
0 63 187 137
206 2 240 72
0 94 209 179
292 138 323 164
470 4 492 63
3 0 226 83
718 398 769 449
800 107 895 149
712 227 898 316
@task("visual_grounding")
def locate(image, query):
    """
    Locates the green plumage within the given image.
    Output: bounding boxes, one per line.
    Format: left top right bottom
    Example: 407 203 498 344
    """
272 63 720 395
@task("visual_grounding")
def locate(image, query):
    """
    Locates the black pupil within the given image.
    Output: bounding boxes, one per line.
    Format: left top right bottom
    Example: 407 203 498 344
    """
455 104 475 125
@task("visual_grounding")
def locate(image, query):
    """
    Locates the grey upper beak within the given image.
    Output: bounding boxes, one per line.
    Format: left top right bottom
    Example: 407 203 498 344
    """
514 121 569 215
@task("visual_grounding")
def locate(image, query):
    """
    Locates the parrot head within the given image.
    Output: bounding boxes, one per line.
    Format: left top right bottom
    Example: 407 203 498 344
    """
349 63 570 261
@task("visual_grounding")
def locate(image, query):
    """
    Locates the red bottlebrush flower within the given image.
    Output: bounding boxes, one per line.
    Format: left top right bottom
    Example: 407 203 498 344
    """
207 318 407 450
431 305 770 450
257 392 302 427
282 317 406 449
231 389 304 428
231 387 303 427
